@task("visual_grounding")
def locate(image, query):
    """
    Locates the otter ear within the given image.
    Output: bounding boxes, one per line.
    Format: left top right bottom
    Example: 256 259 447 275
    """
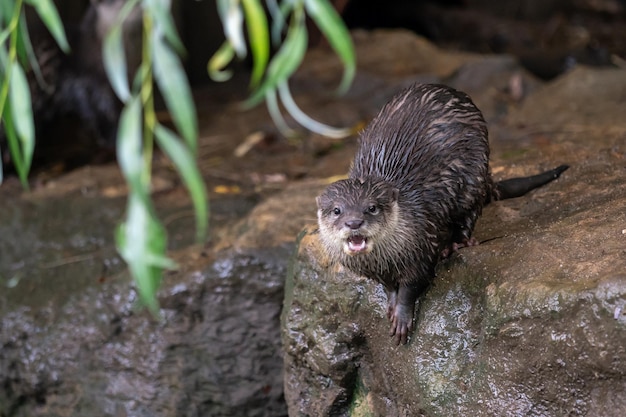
391 187 400 202
316 195 326 209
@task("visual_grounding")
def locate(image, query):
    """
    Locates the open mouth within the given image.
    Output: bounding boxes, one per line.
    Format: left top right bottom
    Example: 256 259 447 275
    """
347 235 368 253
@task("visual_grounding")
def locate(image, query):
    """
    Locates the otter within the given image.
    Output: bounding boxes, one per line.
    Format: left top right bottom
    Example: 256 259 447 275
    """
316 83 568 345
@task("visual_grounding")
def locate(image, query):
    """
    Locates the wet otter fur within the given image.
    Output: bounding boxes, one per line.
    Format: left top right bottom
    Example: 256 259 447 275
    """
316 83 568 345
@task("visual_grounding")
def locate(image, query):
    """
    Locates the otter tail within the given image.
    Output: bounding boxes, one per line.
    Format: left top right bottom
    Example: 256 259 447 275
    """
493 164 569 201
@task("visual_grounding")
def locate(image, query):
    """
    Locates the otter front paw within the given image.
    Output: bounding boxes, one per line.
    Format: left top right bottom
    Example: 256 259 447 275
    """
441 236 479 258
389 303 414 345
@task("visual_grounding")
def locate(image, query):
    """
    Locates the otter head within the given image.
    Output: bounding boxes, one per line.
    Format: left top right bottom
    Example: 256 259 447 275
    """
316 177 400 259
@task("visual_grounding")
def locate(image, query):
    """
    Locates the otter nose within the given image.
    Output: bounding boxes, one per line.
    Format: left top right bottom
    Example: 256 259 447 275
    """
345 219 364 230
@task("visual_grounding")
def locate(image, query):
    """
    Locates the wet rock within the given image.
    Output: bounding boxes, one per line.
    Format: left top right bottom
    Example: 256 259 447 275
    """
281 48 626 417
0 143 330 417
0 165 291 416
284 183 626 416
0 246 290 417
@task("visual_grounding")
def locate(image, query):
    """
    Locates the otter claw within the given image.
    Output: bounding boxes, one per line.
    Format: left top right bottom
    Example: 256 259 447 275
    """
389 303 413 345
441 237 480 258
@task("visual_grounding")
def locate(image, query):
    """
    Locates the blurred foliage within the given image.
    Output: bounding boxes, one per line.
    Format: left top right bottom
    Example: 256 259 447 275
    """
105 0 207 314
0 0 68 187
0 0 355 312
210 0 355 138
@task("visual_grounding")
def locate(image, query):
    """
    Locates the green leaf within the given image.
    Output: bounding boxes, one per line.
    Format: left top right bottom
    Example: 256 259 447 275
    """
144 0 185 55
8 61 34 172
2 103 29 188
0 26 11 47
207 40 235 82
103 0 142 101
14 11 30 65
304 0 355 94
0 44 7 67
25 0 69 52
154 124 209 242
152 32 198 153
243 10 308 108
103 24 130 101
267 0 289 46
241 0 269 89
18 13 50 92
218 0 246 58
277 81 351 138
116 96 146 198
116 98 178 315
116 193 175 315
264 87 297 137
0 1 12 25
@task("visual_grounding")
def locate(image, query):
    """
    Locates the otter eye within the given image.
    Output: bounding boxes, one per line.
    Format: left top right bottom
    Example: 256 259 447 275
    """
367 205 378 214
333 207 341 215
